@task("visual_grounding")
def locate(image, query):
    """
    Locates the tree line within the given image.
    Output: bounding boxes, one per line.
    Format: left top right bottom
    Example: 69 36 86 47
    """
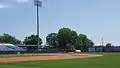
0 27 94 52
46 27 94 52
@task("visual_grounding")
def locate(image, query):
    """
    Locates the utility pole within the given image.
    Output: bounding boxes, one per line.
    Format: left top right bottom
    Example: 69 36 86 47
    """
102 38 104 46
34 0 42 52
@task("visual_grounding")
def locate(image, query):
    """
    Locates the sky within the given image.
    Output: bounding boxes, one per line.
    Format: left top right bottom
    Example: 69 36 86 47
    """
0 0 120 45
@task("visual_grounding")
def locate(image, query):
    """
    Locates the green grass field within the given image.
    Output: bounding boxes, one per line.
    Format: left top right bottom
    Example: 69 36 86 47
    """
0 53 120 68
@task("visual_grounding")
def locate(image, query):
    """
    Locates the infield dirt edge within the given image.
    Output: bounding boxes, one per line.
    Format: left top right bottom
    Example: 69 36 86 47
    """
0 53 103 63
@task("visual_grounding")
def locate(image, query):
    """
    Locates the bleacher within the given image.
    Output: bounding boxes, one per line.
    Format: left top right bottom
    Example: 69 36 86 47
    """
0 44 26 51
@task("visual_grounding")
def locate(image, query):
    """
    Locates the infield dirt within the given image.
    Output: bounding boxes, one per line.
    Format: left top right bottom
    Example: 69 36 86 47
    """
0 53 103 63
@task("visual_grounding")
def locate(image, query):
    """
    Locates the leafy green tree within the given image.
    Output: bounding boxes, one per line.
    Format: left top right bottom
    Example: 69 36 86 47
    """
23 35 42 45
46 27 94 52
57 27 77 51
86 39 94 47
46 33 58 48
76 34 94 52
106 43 112 47
0 33 21 45
0 36 2 43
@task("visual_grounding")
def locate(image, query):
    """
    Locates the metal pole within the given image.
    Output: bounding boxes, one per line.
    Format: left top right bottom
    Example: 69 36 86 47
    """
102 38 103 46
37 3 39 52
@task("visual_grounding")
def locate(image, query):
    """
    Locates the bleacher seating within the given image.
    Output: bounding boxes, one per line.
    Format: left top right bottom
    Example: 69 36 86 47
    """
0 44 26 51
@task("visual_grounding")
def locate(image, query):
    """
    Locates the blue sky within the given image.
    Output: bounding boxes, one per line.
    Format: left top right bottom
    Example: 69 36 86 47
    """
0 0 120 45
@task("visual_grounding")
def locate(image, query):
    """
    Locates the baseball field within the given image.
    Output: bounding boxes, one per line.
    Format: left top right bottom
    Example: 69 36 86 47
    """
0 53 119 68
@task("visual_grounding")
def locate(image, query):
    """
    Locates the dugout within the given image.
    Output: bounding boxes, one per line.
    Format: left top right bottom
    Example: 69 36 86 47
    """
18 45 59 53
18 45 39 53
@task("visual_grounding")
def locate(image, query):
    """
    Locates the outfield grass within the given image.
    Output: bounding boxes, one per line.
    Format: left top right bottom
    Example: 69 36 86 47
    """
0 53 120 68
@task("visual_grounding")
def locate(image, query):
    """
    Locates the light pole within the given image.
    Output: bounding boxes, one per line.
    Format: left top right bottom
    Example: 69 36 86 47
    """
34 0 42 52
102 38 104 46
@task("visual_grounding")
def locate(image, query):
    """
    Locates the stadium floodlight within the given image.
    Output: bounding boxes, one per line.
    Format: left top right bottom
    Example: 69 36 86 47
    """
34 0 42 7
34 0 42 52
